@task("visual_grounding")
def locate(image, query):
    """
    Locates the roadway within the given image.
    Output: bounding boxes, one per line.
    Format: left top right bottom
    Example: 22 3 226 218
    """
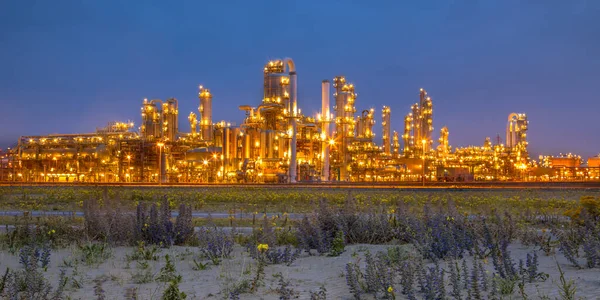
1 181 600 190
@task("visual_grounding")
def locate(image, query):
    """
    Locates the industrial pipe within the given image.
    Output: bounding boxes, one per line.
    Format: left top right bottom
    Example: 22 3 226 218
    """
321 80 330 181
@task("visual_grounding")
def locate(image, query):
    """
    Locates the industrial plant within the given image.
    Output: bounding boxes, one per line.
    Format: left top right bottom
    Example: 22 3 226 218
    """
1 58 598 183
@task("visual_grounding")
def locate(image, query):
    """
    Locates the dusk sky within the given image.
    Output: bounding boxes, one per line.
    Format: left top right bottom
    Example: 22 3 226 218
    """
1 1 599 158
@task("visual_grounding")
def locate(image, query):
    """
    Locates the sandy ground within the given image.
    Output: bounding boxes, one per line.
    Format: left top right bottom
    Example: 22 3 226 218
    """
1 243 599 300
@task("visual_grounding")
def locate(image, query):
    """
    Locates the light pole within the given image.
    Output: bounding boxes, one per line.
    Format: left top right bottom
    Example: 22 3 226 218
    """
203 159 208 182
221 154 225 182
157 142 164 185
422 139 426 187
212 153 218 183
127 155 131 182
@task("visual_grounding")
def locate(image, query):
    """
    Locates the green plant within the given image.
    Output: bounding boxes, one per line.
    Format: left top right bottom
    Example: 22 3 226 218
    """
273 273 298 299
386 246 411 265
162 276 187 300
156 254 180 283
0 267 9 295
131 269 153 284
329 230 345 257
94 276 107 300
127 241 160 262
250 260 265 293
556 261 577 300
78 242 112 265
495 275 517 295
309 285 327 300
124 286 139 299
191 259 209 271
137 261 150 270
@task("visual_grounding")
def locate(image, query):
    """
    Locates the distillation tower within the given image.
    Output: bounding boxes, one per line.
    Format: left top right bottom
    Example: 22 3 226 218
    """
403 88 434 158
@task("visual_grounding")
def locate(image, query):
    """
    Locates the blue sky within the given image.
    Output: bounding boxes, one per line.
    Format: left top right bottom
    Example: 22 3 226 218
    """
1 0 598 158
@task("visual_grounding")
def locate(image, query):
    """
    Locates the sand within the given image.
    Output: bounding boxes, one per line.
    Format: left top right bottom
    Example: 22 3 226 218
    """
1 243 599 299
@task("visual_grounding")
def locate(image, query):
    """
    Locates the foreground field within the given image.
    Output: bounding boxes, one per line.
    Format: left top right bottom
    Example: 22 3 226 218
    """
1 243 599 299
0 185 597 214
1 188 600 299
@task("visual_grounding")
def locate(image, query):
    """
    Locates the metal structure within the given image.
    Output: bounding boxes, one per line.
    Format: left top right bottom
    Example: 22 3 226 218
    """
5 57 597 183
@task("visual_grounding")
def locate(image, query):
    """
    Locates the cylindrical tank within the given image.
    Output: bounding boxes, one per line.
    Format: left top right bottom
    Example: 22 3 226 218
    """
259 131 266 158
141 99 162 140
278 134 285 158
243 132 251 159
393 131 400 158
289 71 298 183
382 106 391 155
263 60 288 105
222 127 231 174
266 130 275 158
199 86 213 141
163 98 178 141
188 112 197 137
403 113 412 157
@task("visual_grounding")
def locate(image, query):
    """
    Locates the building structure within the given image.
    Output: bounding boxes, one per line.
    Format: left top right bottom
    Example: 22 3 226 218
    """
4 57 597 183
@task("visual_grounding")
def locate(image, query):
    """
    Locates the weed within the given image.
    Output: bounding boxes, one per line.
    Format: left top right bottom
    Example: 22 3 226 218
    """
555 261 578 300
162 276 187 300
328 230 345 257
309 285 327 300
198 226 234 265
126 241 160 262
78 242 112 265
124 286 139 299
191 259 210 271
249 244 301 266
273 272 298 299
1 245 68 299
131 268 154 284
93 276 107 300
156 254 180 283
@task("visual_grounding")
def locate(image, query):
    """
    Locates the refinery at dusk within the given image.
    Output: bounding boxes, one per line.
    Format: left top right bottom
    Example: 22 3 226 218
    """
4 2 600 299
0 58 598 183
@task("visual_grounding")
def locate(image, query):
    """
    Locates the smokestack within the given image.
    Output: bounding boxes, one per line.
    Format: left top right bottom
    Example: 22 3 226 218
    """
289 71 297 183
321 80 330 181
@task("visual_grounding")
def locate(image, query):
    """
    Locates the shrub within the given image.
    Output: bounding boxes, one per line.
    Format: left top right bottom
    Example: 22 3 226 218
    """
134 198 194 247
198 226 234 265
309 285 327 300
156 254 180 283
126 241 160 262
1 215 82 251
328 231 345 257
162 276 187 300
249 244 301 266
345 251 396 299
273 273 298 300
78 242 112 266
174 204 194 245
296 216 333 255
1 246 67 299
564 196 600 224
84 198 135 245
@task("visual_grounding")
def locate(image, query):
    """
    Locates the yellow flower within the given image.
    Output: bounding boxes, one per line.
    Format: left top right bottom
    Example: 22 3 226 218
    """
387 286 394 293
257 243 269 253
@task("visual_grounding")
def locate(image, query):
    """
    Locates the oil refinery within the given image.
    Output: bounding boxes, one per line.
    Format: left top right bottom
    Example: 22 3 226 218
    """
1 57 599 183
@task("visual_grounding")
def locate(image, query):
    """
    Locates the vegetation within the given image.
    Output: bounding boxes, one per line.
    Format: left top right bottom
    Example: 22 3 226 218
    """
0 187 598 298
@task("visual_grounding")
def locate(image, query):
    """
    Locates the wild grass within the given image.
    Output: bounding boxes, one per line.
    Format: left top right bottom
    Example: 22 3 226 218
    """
0 188 598 299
